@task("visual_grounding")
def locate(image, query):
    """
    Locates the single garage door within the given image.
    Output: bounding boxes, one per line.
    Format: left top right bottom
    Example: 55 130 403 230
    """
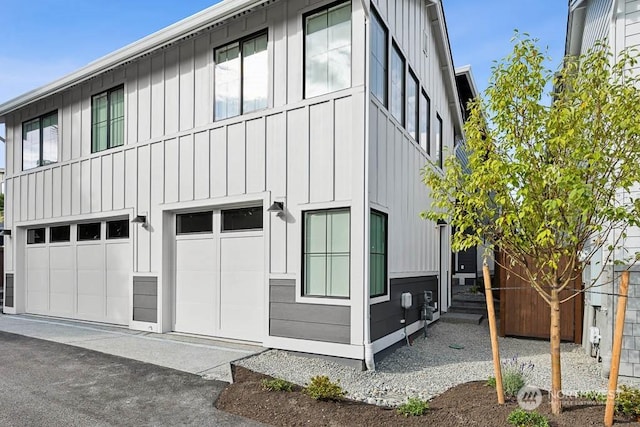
25 219 131 325
174 207 264 342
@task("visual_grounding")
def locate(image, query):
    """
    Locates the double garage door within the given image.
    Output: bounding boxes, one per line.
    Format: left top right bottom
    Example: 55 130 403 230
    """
174 207 264 342
25 219 131 325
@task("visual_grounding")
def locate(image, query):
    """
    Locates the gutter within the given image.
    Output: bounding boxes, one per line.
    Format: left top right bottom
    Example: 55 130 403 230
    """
0 0 271 118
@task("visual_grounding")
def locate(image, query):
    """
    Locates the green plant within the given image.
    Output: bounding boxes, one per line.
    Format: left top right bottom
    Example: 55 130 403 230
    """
261 378 294 392
304 375 346 401
577 390 607 404
486 356 535 398
507 408 549 427
616 385 640 418
486 376 497 388
396 398 429 417
468 284 481 294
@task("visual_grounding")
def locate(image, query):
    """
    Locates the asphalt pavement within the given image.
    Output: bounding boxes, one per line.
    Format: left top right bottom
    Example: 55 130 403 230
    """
0 331 262 426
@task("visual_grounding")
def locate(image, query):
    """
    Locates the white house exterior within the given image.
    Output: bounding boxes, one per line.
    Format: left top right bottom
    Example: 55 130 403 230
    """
0 0 464 368
566 0 640 377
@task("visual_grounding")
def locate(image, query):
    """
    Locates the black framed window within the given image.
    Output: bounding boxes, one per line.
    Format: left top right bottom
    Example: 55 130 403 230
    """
107 220 129 239
303 209 350 298
215 32 268 120
304 1 352 98
177 212 213 234
420 90 431 154
50 225 71 243
370 9 387 105
78 223 101 241
27 228 46 244
222 207 263 231
370 210 387 297
390 43 405 125
407 70 419 141
22 111 58 170
92 86 124 153
436 114 443 168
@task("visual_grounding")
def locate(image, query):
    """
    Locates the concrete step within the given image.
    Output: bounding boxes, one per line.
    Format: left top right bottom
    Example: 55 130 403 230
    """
440 312 484 324
448 306 493 316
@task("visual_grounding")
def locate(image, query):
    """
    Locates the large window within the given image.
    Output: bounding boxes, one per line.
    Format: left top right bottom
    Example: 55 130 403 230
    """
215 32 268 120
436 114 443 168
370 9 387 104
390 44 405 125
22 111 58 170
370 210 387 297
420 90 430 154
304 1 352 98
92 86 124 153
303 209 350 298
407 71 419 141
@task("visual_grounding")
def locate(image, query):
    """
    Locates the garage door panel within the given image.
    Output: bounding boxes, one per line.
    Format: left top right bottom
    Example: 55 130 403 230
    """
50 246 74 269
77 271 104 294
176 239 216 270
50 270 74 294
77 294 103 316
77 245 104 269
50 292 74 315
107 296 129 325
27 291 48 311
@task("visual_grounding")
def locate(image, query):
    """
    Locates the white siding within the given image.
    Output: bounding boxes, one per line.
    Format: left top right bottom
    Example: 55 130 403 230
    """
581 0 614 54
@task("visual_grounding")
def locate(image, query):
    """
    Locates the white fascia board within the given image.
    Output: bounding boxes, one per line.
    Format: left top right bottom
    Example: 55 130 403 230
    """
455 65 479 99
565 0 587 56
0 0 270 119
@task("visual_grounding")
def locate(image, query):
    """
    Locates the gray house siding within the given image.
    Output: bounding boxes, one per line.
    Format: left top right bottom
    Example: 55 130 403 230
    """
269 279 350 344
581 0 614 54
5 274 13 308
133 276 158 323
370 276 438 341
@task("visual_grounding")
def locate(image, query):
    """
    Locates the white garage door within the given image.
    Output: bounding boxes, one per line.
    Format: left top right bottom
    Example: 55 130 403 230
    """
174 207 265 342
25 220 131 325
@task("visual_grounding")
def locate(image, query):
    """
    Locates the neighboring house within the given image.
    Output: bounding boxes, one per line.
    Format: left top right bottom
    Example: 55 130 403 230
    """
566 0 640 377
0 0 465 368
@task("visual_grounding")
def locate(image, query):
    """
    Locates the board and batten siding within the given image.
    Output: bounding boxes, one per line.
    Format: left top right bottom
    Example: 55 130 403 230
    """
580 0 614 54
369 0 456 276
269 279 351 344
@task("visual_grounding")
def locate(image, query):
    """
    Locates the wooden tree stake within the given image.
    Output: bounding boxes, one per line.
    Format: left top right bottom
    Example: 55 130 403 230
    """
484 264 504 404
605 270 630 427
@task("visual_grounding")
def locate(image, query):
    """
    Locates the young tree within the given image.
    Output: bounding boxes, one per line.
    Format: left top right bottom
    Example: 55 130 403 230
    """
422 35 640 415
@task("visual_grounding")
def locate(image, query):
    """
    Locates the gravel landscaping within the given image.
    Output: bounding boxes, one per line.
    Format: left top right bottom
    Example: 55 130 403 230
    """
237 321 640 407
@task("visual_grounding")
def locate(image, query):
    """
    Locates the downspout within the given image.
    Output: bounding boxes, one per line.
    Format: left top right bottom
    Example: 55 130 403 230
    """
360 0 374 371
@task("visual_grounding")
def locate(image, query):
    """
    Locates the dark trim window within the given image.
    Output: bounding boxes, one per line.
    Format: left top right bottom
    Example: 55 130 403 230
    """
92 86 124 153
107 220 129 239
78 223 101 241
50 225 71 243
304 1 352 98
22 111 58 170
420 90 431 154
390 43 405 125
370 210 387 297
303 209 350 298
222 207 263 231
214 32 268 120
370 8 387 105
176 212 213 234
436 114 443 168
407 70 419 141
27 228 46 244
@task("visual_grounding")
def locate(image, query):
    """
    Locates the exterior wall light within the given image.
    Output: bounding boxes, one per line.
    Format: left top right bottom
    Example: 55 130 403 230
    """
267 201 285 218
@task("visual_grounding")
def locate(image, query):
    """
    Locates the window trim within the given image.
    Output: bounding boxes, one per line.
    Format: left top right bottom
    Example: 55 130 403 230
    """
91 85 125 153
49 225 71 243
369 209 388 299
369 6 388 106
176 211 214 235
27 228 46 245
106 219 130 240
301 207 351 299
420 89 431 155
213 29 269 121
77 222 102 242
407 69 419 142
221 206 264 232
22 110 58 171
436 114 443 168
302 0 353 99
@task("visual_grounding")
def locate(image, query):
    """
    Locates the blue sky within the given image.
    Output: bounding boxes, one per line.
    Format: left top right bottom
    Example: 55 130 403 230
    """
0 0 569 167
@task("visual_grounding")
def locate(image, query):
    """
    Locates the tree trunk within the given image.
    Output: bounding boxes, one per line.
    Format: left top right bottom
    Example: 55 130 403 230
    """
550 289 562 415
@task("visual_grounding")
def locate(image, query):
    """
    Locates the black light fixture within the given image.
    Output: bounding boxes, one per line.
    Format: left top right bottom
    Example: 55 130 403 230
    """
131 215 147 225
0 229 11 236
436 219 447 226
267 201 285 218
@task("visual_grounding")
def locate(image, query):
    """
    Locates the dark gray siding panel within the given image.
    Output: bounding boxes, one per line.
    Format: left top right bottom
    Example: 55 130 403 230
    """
370 276 438 342
133 276 157 322
269 279 350 344
455 248 477 273
5 274 14 308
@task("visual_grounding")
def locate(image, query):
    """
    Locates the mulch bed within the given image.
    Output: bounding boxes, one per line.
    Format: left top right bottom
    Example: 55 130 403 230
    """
215 365 639 426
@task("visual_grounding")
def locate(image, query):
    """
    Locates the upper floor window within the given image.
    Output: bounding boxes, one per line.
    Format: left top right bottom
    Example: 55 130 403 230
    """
304 1 352 98
215 32 268 121
420 90 431 154
370 9 387 105
407 70 419 141
92 86 124 153
390 44 405 125
436 114 443 168
22 111 58 170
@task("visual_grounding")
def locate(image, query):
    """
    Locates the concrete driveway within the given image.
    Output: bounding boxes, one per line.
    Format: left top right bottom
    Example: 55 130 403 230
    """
0 331 262 426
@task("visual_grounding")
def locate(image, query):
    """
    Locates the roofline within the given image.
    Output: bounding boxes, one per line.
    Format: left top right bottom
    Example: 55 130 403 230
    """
565 0 587 56
455 65 479 99
0 0 270 119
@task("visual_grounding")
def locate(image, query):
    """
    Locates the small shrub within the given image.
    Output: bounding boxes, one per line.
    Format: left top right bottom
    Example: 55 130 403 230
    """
262 378 294 392
396 398 430 417
616 385 640 418
487 356 535 398
486 376 497 387
577 390 607 404
507 408 549 427
304 375 346 401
